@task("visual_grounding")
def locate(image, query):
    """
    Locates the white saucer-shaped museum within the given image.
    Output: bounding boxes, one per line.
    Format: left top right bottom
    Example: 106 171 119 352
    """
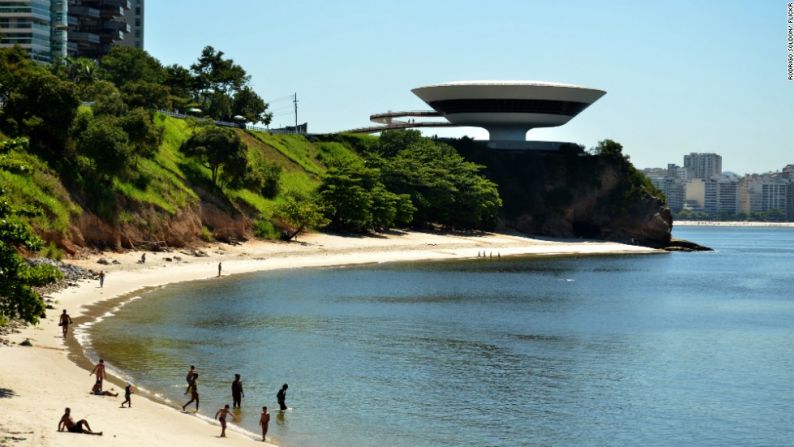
411 81 606 142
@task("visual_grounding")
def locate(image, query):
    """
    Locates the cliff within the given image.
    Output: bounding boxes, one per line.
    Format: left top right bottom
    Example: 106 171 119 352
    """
447 139 675 248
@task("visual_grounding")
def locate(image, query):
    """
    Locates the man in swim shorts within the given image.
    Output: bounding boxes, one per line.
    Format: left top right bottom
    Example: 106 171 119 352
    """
58 407 102 436
59 310 72 338
214 404 236 437
90 359 106 385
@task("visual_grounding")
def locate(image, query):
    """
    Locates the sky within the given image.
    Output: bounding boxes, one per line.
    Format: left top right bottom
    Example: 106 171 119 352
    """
147 0 793 174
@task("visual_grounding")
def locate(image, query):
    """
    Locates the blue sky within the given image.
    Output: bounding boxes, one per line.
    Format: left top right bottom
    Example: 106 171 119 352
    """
147 1 792 174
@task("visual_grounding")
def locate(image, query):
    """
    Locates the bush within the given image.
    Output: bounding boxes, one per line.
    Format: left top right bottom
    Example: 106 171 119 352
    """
199 226 214 242
40 242 64 261
253 219 279 240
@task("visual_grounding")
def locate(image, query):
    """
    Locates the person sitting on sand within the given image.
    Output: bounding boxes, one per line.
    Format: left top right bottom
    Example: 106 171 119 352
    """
91 380 118 397
182 373 199 412
58 407 102 436
58 310 73 338
259 406 270 442
215 404 236 438
90 359 106 385
121 383 134 408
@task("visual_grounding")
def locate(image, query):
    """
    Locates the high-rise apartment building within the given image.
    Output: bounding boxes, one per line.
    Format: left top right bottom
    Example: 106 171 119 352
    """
0 0 66 62
67 0 131 59
0 0 140 62
117 0 142 49
684 153 722 180
704 173 739 214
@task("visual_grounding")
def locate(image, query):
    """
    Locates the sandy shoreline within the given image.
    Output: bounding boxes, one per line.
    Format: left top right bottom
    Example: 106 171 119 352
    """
674 220 794 228
0 231 660 447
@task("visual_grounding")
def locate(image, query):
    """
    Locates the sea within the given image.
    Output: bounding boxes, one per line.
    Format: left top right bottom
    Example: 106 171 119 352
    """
85 227 794 447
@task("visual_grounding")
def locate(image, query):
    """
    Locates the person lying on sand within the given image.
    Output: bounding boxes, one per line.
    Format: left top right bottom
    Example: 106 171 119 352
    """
215 404 236 437
58 407 102 436
91 380 118 397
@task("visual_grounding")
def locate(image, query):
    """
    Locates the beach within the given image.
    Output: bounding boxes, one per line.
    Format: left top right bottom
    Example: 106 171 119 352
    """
0 231 659 447
674 221 794 228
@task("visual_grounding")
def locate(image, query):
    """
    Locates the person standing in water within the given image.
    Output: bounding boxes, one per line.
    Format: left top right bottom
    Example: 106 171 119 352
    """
218 261 222 277
182 373 199 412
59 310 73 338
214 404 236 437
184 365 196 395
259 406 270 442
276 384 288 411
231 374 244 409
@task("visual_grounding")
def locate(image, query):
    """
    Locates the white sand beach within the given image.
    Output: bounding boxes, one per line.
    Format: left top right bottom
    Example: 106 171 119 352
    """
0 231 660 447
674 221 794 228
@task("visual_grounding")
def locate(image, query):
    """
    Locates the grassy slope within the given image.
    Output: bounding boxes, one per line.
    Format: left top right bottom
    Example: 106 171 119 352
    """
1 114 363 243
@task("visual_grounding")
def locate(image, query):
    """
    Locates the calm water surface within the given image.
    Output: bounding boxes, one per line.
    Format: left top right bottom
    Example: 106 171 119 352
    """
88 227 794 447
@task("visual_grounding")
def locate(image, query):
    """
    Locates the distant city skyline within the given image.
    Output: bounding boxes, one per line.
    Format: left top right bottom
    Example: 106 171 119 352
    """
145 1 793 173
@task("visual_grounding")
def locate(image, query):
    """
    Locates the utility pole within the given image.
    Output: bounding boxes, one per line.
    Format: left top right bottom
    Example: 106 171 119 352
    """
293 92 298 134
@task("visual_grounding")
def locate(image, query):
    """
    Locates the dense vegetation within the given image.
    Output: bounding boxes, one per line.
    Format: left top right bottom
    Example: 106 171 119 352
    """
0 45 507 324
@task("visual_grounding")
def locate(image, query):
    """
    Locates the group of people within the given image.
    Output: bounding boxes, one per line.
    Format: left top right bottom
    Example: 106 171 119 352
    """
182 365 288 441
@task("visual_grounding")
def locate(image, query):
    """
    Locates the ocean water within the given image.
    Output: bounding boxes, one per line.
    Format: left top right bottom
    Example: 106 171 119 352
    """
86 227 794 447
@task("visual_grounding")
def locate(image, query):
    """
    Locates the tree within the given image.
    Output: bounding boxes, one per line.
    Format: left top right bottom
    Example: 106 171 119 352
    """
0 69 80 156
51 57 97 86
232 86 272 124
99 46 165 86
180 126 248 186
83 80 126 116
318 160 414 232
0 189 61 325
191 46 249 95
163 64 195 111
120 107 162 158
378 135 501 229
121 80 172 111
273 192 328 241
76 115 132 175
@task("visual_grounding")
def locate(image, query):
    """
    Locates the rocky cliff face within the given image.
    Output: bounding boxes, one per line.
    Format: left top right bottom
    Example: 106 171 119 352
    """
448 140 673 248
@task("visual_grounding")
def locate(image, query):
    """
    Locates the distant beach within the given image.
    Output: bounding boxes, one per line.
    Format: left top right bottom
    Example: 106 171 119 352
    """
0 231 659 447
675 221 794 228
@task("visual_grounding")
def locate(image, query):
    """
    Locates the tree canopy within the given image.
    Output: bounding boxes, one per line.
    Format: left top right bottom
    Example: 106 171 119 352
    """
180 126 248 186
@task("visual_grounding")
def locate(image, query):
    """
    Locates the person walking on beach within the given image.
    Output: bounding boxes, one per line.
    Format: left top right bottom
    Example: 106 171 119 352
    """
121 383 134 408
277 384 288 411
58 407 102 436
185 365 197 395
58 310 73 338
259 406 270 442
231 374 244 409
218 261 222 277
90 359 106 385
215 404 236 437
182 373 199 412
98 270 105 288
